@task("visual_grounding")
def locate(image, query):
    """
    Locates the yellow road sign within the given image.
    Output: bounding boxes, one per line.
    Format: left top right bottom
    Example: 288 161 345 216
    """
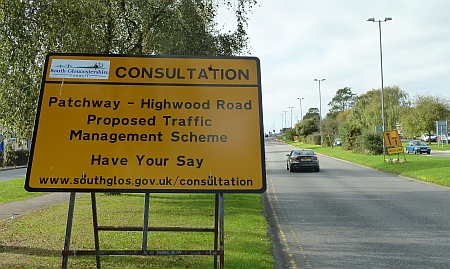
25 54 265 193
383 130 402 148
387 147 404 155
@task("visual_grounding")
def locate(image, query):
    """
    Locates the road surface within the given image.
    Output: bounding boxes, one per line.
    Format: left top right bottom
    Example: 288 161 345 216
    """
0 167 26 182
264 138 450 268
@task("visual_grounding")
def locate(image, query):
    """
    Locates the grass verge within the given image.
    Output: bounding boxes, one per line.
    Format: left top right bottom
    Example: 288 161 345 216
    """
0 178 46 205
286 141 450 187
0 193 274 269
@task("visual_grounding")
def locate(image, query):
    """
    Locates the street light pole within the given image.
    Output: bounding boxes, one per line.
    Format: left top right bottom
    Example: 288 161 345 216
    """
314 78 325 146
297 97 304 122
288 106 294 128
368 17 392 156
283 110 288 129
280 113 284 130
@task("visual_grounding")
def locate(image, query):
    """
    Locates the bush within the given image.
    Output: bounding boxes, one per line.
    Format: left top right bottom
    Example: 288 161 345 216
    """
341 122 362 150
351 133 383 155
285 128 296 141
306 132 321 145
1 150 29 166
323 134 331 147
362 133 383 155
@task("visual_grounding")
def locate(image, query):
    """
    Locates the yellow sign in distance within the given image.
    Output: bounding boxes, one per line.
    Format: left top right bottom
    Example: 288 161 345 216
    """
383 130 404 155
387 147 404 155
25 54 265 193
383 130 402 148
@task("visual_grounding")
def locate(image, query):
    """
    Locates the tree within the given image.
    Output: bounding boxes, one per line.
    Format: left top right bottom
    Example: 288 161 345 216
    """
401 94 450 141
338 86 408 153
296 115 318 139
338 118 363 150
327 87 356 118
350 85 409 132
0 0 44 140
321 117 339 146
303 107 319 120
384 85 410 132
0 0 257 141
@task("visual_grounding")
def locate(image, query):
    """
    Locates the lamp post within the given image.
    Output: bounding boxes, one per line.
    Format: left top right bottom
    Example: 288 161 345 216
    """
314 78 325 146
283 110 288 129
280 113 284 130
288 106 294 128
367 17 392 156
297 97 305 122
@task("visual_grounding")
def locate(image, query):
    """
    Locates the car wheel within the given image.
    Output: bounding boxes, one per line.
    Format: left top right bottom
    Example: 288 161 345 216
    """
315 167 320 172
414 150 417 154
289 166 295 172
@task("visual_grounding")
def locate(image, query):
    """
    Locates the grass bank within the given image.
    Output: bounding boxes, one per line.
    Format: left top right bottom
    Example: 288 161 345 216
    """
0 178 46 205
0 192 274 268
286 140 450 187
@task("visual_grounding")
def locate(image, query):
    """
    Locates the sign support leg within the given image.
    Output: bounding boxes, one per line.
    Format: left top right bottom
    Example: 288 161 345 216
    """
214 194 219 268
213 193 225 269
91 193 101 269
219 193 225 269
61 192 76 269
142 192 150 252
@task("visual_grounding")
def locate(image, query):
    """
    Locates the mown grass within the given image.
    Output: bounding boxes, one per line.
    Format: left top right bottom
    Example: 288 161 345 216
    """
0 193 274 269
2 139 448 268
0 178 46 205
286 140 450 187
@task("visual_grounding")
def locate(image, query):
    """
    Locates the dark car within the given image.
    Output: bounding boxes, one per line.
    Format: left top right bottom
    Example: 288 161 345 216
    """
405 140 431 154
286 149 320 172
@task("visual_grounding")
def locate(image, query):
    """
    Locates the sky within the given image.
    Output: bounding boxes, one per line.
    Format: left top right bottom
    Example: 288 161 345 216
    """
218 0 450 134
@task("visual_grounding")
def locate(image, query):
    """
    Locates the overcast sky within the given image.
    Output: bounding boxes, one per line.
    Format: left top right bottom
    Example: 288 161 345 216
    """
219 1 450 133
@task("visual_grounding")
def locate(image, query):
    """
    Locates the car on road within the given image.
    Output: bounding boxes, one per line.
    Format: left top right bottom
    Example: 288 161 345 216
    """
286 149 320 172
405 140 431 154
421 133 437 142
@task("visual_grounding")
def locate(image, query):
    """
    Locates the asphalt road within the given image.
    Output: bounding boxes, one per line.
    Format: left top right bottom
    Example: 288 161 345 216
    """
419 149 450 157
0 167 26 182
264 138 450 269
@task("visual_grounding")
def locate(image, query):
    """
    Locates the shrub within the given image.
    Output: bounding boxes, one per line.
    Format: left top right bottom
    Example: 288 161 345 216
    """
362 133 383 155
351 133 383 155
1 150 29 166
285 128 296 141
306 132 321 145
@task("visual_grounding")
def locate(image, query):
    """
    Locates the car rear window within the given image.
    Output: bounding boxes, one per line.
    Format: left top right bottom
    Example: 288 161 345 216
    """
294 150 314 156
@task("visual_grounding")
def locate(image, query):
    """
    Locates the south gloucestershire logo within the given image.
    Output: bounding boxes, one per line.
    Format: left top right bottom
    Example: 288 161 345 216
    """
49 59 110 79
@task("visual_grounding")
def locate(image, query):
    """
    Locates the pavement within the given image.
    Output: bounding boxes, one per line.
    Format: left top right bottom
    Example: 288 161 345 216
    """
0 192 75 220
0 166 77 221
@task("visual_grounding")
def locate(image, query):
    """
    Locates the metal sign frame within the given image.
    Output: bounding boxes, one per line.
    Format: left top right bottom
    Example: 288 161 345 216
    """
61 192 225 269
436 120 448 147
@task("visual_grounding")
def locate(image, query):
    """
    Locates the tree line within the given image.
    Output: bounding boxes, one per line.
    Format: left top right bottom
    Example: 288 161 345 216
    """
289 86 450 154
0 0 257 144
